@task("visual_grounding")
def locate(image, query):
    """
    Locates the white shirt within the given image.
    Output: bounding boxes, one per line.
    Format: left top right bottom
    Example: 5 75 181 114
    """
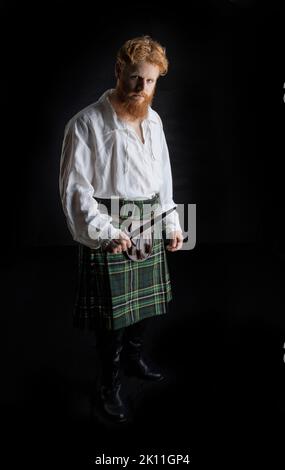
59 89 182 249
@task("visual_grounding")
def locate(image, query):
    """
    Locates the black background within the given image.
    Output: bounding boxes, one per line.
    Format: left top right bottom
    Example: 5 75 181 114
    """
1 0 285 466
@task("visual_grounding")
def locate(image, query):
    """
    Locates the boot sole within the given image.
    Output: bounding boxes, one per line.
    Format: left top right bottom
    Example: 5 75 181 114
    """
124 370 165 382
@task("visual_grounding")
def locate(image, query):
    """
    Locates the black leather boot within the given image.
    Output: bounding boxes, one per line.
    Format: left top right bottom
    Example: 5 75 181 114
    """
124 320 165 382
98 327 128 422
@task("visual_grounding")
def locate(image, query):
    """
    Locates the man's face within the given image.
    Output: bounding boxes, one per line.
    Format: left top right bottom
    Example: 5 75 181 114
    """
115 61 160 120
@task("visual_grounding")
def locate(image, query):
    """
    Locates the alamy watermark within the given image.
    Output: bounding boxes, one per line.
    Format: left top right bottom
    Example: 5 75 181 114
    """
96 198 196 250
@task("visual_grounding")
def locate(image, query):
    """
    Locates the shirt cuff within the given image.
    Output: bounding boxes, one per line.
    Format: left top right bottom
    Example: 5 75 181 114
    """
87 218 121 246
99 223 121 241
163 210 183 237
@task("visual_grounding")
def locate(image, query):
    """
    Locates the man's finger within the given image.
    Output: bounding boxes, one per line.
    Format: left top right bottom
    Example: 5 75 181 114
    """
169 238 177 249
176 240 183 250
120 232 132 249
166 236 183 251
121 241 128 251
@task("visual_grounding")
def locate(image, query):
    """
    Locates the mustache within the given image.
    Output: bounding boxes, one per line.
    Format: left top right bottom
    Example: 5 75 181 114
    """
130 92 148 98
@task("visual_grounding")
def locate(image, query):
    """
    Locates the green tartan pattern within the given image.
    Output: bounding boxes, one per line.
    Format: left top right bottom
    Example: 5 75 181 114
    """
73 236 172 331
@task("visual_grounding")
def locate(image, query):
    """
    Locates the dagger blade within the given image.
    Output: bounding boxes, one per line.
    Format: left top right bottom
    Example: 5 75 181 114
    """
126 206 177 240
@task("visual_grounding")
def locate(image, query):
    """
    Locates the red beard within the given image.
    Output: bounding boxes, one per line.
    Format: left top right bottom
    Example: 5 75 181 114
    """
115 81 155 120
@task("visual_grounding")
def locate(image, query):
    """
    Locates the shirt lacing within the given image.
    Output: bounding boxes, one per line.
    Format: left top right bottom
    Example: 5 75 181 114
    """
123 121 156 174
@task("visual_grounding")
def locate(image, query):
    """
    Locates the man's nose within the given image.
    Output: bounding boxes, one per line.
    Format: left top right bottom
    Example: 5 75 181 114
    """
136 78 146 91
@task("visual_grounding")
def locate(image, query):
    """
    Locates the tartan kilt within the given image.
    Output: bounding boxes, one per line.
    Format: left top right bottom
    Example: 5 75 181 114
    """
73 236 172 331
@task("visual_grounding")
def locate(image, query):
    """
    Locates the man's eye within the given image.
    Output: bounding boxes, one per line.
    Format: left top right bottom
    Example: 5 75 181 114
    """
147 79 154 84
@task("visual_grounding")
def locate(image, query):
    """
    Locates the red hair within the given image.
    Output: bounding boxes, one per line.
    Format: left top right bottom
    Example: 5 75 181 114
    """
116 35 169 76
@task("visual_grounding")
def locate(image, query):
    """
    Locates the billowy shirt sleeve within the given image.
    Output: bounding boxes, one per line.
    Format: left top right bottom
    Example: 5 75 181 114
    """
159 126 183 236
59 116 120 248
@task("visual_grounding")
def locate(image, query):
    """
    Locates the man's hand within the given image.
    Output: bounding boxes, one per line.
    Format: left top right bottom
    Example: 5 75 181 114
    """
103 231 132 254
166 230 184 252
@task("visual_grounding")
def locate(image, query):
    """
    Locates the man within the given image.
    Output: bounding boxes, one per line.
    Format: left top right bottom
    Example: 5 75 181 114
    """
59 36 183 422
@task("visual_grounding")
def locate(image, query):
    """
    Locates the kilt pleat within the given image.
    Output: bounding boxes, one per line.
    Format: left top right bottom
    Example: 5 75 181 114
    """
73 237 172 331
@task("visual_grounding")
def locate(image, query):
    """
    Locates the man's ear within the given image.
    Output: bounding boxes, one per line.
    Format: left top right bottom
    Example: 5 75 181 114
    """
115 62 121 79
